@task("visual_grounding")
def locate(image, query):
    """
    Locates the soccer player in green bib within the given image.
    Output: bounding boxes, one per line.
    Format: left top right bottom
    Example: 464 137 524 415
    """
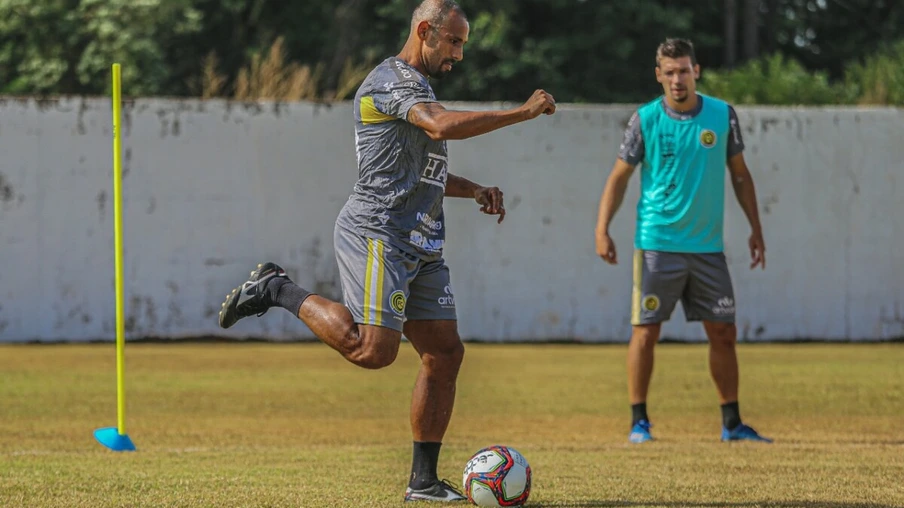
595 38 771 444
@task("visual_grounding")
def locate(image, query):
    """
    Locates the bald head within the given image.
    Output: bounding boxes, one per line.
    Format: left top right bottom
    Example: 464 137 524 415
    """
399 0 468 79
410 0 466 33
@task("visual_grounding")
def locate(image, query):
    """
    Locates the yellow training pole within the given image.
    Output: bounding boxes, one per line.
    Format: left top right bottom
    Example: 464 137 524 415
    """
112 62 126 436
94 62 135 451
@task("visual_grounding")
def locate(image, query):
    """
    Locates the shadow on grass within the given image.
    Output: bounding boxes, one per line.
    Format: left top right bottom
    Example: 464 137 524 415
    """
530 502 898 508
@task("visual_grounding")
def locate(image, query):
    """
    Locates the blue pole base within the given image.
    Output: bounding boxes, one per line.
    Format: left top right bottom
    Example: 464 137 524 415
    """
94 427 136 452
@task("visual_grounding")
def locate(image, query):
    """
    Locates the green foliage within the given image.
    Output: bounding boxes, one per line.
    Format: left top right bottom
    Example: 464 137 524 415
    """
844 40 904 105
0 0 902 104
698 45 904 106
432 1 696 103
0 0 202 96
698 53 853 105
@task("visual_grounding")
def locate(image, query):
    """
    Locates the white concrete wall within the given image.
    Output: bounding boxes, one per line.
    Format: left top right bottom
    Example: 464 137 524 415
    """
0 97 901 342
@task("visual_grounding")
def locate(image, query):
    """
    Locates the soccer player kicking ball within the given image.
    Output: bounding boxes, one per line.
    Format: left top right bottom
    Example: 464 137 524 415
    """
595 38 772 445
217 0 556 502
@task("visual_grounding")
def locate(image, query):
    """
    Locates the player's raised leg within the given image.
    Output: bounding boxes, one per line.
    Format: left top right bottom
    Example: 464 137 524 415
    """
218 222 414 369
218 261 403 369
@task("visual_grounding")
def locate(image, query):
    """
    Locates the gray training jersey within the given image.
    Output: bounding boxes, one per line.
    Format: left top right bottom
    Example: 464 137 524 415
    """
618 94 745 166
335 57 448 262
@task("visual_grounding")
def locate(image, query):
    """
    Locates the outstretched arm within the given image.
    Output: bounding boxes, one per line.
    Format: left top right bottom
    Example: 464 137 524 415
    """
407 89 555 141
445 173 506 224
727 153 766 269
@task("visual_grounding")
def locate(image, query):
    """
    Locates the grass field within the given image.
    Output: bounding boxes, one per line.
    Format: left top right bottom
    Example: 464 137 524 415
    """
1 342 902 508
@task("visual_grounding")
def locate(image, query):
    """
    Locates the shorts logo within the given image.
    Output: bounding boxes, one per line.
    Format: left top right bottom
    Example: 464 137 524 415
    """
437 285 455 308
712 296 735 315
700 129 717 148
642 294 660 312
390 290 407 316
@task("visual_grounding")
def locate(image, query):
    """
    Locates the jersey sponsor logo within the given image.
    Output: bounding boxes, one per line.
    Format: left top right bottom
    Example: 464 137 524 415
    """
642 294 660 312
659 133 677 171
712 296 735 315
438 285 455 308
409 231 444 253
700 129 717 148
657 133 679 212
394 59 414 80
417 212 442 231
420 153 448 188
390 290 407 316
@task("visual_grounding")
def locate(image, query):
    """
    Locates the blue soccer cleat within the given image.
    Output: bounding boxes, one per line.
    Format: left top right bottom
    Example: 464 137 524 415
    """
629 419 654 443
722 423 773 443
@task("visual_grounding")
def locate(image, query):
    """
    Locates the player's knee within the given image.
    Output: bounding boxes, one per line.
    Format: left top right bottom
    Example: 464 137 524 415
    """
350 344 398 370
631 324 660 350
706 322 737 346
422 339 465 373
346 328 400 369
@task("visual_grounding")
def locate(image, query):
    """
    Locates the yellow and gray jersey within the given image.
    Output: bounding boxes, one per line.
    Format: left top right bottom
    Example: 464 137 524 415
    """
336 57 449 262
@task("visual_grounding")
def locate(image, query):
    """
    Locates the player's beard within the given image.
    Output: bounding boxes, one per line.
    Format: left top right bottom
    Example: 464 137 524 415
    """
671 87 688 102
430 58 455 79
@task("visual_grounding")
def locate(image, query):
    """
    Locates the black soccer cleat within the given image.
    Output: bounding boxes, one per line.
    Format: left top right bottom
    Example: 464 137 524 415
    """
218 262 288 329
404 479 467 503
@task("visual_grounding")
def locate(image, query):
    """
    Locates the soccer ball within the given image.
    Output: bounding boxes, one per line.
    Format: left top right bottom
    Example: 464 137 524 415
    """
462 445 531 507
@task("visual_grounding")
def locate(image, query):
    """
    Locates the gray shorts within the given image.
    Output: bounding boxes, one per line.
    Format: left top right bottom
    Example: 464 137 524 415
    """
631 249 736 325
334 223 456 331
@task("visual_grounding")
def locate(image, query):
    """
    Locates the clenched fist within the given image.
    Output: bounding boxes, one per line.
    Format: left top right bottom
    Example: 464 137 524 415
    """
522 89 556 119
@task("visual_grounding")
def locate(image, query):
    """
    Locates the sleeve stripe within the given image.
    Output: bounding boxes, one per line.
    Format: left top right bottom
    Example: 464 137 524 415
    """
360 96 396 125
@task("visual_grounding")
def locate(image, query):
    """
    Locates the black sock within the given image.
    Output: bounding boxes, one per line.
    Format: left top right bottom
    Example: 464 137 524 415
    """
631 403 649 426
721 401 741 430
409 441 442 490
270 280 312 316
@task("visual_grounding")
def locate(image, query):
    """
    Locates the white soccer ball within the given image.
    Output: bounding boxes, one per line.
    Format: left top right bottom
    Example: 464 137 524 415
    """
462 445 532 507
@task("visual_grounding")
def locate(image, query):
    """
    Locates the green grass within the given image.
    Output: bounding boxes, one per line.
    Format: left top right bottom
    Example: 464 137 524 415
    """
1 342 902 507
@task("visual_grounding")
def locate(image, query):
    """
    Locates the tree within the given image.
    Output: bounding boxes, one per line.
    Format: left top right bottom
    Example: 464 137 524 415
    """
0 0 202 96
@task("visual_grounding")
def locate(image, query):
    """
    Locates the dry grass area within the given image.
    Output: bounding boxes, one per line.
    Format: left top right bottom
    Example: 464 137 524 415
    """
1 342 902 507
200 37 371 102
